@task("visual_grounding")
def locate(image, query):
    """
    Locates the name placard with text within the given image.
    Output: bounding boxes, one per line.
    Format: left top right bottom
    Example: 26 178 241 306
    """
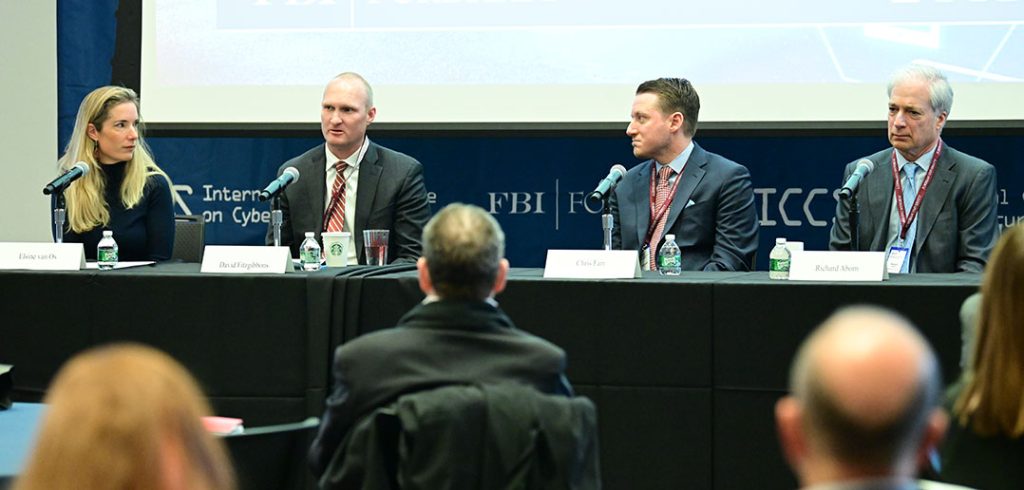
0 242 86 271
789 251 886 282
543 250 642 279
200 246 292 274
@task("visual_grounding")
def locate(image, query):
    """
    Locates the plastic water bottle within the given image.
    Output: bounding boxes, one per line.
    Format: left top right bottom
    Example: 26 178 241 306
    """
658 234 682 276
299 232 322 271
769 237 790 280
97 230 118 270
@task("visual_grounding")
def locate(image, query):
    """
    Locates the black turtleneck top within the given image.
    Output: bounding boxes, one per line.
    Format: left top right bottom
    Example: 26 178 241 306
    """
56 162 175 261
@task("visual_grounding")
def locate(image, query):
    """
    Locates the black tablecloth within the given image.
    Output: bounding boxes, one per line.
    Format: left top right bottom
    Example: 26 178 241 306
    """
0 266 980 489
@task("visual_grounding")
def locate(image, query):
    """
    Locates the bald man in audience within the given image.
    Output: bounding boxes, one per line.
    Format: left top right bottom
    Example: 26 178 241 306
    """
775 306 948 489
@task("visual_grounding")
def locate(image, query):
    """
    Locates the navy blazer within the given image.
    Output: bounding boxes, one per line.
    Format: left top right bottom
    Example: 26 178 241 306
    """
609 142 759 271
265 141 431 263
829 145 997 273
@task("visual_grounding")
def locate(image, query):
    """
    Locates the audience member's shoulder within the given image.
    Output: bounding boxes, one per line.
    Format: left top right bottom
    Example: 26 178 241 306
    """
510 328 568 359
335 326 410 356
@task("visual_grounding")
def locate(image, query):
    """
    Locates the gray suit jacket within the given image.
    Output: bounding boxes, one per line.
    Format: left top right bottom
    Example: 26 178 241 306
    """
265 141 431 263
829 145 997 273
609 142 759 271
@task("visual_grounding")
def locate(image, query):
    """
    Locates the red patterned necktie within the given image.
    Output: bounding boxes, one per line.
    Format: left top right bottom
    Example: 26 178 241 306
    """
325 161 348 232
649 166 675 270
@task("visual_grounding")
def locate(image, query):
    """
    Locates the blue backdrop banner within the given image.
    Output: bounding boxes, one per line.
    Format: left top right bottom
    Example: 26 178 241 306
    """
145 131 1024 268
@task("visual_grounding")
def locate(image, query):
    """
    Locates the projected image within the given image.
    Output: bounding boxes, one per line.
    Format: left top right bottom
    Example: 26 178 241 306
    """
144 0 1024 123
159 0 1022 85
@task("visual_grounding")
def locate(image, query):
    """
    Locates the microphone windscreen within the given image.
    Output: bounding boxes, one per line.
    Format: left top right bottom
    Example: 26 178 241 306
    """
856 158 875 173
73 161 90 175
282 166 300 182
610 163 628 177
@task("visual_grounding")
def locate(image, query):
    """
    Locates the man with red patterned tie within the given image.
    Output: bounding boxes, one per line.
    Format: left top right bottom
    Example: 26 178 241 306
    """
266 72 431 264
609 77 759 271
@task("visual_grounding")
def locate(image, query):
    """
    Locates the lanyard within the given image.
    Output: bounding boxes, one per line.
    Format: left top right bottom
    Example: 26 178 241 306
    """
892 139 942 241
642 161 685 249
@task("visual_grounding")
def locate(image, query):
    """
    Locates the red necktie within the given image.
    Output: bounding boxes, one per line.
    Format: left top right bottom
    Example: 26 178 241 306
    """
324 161 348 232
650 166 675 270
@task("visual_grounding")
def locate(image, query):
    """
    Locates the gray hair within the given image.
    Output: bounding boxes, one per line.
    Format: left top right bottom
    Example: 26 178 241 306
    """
887 64 953 116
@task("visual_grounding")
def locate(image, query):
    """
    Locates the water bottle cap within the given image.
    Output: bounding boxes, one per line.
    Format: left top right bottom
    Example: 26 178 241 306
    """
776 237 786 244
305 232 315 237
665 234 675 241
102 230 113 237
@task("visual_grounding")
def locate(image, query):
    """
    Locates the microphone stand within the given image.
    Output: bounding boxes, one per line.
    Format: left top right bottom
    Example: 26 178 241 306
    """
53 190 67 244
841 192 860 251
271 194 283 247
601 194 614 251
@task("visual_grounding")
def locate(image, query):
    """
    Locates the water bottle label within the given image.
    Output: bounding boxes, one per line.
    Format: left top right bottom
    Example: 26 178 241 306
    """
98 249 118 263
659 255 680 268
770 258 790 272
300 250 320 264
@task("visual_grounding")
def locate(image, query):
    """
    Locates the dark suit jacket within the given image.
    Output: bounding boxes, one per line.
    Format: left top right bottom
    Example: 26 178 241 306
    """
609 142 759 271
829 145 998 273
264 141 431 263
320 384 600 490
308 299 573 478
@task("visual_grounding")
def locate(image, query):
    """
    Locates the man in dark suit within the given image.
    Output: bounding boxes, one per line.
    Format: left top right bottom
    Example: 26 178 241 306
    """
265 72 431 263
775 306 947 489
308 203 573 478
609 77 758 271
830 64 997 273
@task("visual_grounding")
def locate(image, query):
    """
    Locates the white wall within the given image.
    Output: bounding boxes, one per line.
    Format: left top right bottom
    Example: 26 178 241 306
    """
0 1 57 242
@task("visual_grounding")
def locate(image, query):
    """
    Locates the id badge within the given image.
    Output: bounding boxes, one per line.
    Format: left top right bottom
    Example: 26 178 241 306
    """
640 246 651 270
886 245 910 274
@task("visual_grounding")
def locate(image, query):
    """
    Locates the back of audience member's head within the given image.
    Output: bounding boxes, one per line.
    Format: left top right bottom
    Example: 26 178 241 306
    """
776 306 945 485
419 203 507 301
14 343 236 490
954 223 1024 437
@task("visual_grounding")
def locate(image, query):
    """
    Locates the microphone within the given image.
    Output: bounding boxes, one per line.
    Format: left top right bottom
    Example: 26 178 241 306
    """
43 162 90 195
838 159 875 199
259 167 300 202
588 164 628 201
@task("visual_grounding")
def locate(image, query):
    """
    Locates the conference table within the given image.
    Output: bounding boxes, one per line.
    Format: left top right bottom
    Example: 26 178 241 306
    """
0 264 980 489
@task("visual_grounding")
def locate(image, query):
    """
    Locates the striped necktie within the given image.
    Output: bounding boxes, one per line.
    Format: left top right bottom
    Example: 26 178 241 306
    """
325 161 348 232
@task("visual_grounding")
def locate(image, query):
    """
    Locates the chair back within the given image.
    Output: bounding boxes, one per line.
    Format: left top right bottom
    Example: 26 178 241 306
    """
321 384 601 490
173 215 205 262
225 416 320 490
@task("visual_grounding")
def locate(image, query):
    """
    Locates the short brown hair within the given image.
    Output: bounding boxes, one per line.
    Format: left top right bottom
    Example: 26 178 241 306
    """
636 77 700 137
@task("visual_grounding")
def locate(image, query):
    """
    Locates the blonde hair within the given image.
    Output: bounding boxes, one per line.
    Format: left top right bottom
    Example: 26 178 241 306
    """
59 86 171 233
14 344 236 490
954 224 1024 437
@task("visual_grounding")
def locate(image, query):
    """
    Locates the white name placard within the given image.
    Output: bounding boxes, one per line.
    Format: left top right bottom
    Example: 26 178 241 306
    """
789 251 886 282
543 250 642 279
200 246 292 274
0 242 86 271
